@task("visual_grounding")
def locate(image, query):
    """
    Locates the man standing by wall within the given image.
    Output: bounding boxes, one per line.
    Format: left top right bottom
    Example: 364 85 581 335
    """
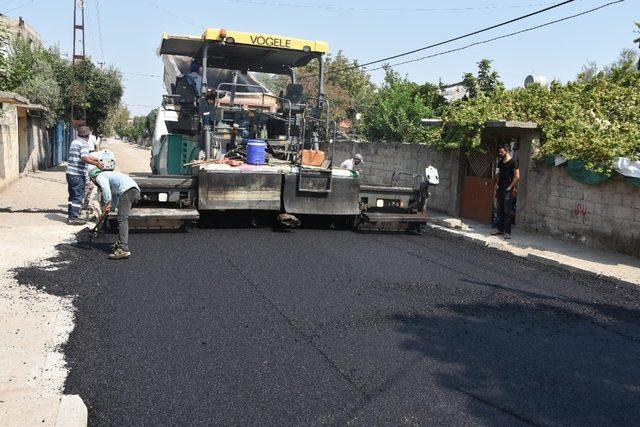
492 144 519 239
66 126 104 225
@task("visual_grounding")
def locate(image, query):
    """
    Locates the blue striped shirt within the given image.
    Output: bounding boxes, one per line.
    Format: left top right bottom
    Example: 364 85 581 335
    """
66 138 91 176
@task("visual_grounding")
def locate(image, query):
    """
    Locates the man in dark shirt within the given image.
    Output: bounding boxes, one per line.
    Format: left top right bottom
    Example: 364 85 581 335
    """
492 144 520 239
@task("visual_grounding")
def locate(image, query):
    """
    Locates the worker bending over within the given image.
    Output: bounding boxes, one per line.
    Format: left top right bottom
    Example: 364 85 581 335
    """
340 154 364 171
90 169 141 260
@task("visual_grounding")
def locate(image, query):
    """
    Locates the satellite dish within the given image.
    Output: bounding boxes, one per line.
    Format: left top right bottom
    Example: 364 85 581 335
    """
524 75 549 88
524 75 549 87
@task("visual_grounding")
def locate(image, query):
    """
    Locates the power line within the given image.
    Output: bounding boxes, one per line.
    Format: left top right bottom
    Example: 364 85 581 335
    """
221 0 571 13
122 72 162 78
300 0 581 79
71 0 87 126
361 0 625 73
141 0 201 28
83 1 96 59
0 0 25 8
95 0 105 63
3 0 34 13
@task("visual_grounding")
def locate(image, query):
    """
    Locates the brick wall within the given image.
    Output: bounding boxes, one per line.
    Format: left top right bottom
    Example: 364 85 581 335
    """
520 162 640 257
333 140 460 215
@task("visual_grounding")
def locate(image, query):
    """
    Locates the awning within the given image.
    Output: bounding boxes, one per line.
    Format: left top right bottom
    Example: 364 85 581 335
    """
0 91 29 104
15 103 47 111
159 29 328 74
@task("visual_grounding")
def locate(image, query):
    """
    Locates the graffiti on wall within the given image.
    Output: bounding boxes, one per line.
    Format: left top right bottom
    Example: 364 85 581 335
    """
571 203 588 220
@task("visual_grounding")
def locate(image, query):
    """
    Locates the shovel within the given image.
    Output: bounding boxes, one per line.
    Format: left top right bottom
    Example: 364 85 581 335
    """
89 208 110 241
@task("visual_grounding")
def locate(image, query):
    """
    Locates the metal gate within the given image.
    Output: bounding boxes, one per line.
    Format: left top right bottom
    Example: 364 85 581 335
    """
459 143 497 223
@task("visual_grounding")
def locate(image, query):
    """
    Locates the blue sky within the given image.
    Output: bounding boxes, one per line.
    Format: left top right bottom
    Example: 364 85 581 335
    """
5 0 638 116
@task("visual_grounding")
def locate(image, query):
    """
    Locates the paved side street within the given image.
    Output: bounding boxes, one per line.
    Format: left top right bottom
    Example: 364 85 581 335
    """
1 140 639 425
1 2 638 424
17 211 640 425
0 140 149 426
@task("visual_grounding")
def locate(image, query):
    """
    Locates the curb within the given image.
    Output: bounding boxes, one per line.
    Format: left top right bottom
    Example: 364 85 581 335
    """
56 395 88 427
0 394 87 427
425 222 639 288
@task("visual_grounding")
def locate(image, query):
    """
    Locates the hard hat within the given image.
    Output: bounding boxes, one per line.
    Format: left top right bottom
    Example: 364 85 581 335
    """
354 154 364 162
89 168 102 179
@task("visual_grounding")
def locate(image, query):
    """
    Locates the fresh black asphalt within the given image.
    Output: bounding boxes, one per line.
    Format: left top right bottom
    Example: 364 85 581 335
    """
15 226 640 425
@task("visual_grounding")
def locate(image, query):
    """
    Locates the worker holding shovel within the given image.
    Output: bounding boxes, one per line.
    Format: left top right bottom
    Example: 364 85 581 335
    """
89 169 141 260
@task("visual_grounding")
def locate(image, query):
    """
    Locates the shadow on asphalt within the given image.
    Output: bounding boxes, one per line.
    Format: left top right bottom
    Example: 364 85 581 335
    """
44 212 68 224
390 295 640 425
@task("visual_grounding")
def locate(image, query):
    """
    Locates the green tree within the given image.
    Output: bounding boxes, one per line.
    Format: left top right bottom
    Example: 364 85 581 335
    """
0 34 61 126
477 59 503 95
362 67 433 142
635 21 640 69
56 58 123 132
297 51 375 123
605 48 638 74
438 55 640 174
461 72 478 99
578 61 599 81
462 59 504 99
0 26 124 130
0 25 9 79
414 82 447 113
259 73 290 95
145 108 158 136
103 103 130 137
126 116 147 141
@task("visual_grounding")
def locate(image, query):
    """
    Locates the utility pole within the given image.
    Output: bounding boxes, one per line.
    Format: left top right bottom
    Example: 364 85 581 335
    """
71 0 87 127
634 22 640 71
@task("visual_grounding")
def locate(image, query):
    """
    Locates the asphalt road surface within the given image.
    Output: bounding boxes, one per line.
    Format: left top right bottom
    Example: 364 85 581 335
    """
16 227 640 425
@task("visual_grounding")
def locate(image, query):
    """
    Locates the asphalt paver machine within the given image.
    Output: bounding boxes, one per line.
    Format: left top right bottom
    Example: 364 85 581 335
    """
126 27 438 231
129 28 360 229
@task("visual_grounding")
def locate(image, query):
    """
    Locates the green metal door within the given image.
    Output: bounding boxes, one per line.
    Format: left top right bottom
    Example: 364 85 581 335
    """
166 134 199 175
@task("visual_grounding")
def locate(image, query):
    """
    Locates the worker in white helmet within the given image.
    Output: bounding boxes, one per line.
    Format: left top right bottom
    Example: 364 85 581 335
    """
340 153 364 171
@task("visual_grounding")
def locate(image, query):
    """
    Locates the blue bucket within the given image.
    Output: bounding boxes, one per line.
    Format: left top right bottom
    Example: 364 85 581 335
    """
246 139 266 165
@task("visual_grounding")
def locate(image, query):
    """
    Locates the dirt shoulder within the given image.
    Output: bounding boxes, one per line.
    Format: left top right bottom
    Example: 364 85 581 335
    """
0 139 150 425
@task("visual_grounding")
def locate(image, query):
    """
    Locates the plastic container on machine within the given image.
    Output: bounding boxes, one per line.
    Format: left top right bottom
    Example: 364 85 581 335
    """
246 139 266 165
89 150 116 171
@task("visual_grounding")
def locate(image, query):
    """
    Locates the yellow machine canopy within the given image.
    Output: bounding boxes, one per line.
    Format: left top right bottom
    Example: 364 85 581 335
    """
159 28 329 74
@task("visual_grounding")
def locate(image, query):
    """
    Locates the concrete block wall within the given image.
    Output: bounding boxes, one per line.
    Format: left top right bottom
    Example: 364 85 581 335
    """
0 105 50 192
520 162 640 257
333 140 460 215
25 115 49 173
0 105 20 192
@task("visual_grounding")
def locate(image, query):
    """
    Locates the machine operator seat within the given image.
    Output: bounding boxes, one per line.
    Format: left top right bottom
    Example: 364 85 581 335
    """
279 83 305 115
165 75 200 135
174 75 198 110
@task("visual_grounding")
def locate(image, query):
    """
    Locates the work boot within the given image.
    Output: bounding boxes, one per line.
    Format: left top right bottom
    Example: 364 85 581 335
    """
491 230 503 236
67 218 87 226
504 233 511 240
108 248 131 260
